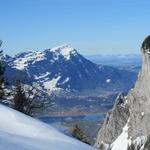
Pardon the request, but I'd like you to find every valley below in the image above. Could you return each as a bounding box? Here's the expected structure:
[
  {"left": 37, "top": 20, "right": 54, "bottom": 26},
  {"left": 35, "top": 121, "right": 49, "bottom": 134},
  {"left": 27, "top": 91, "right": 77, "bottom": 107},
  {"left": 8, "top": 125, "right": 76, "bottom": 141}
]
[{"left": 39, "top": 112, "right": 106, "bottom": 145}]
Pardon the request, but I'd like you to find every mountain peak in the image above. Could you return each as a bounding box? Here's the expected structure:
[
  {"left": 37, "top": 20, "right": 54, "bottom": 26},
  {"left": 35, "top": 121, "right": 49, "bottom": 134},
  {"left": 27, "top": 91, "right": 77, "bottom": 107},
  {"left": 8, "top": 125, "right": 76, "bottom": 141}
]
[
  {"left": 50, "top": 44, "right": 77, "bottom": 60},
  {"left": 142, "top": 35, "right": 150, "bottom": 53}
]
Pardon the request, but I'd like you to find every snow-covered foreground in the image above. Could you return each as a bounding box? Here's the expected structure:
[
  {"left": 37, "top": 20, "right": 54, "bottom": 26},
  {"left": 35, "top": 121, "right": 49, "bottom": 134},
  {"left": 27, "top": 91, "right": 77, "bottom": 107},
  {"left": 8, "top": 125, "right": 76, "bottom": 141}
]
[{"left": 0, "top": 104, "right": 95, "bottom": 150}]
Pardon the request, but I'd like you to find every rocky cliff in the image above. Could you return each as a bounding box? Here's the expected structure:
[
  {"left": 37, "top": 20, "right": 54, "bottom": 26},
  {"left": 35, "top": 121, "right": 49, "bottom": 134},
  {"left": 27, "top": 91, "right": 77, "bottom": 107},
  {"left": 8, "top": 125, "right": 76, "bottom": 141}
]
[{"left": 95, "top": 36, "right": 150, "bottom": 150}]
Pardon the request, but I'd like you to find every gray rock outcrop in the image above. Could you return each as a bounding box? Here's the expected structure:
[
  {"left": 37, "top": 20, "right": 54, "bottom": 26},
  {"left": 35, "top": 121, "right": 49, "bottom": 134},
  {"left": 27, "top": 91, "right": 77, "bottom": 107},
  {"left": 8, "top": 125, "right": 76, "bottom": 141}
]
[{"left": 95, "top": 36, "right": 150, "bottom": 149}]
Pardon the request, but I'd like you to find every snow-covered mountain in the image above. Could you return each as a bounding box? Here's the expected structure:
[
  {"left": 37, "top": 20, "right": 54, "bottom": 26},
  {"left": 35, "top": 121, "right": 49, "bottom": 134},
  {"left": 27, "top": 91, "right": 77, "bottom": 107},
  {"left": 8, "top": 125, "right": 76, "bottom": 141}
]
[
  {"left": 4, "top": 44, "right": 136, "bottom": 94},
  {"left": 0, "top": 104, "right": 94, "bottom": 150}
]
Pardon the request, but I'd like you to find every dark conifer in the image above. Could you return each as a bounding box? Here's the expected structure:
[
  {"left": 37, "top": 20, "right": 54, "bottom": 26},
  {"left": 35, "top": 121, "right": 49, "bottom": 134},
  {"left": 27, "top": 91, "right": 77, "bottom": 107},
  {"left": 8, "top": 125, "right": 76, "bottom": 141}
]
[
  {"left": 0, "top": 40, "right": 5, "bottom": 100},
  {"left": 14, "top": 81, "right": 26, "bottom": 112},
  {"left": 13, "top": 81, "right": 43, "bottom": 116}
]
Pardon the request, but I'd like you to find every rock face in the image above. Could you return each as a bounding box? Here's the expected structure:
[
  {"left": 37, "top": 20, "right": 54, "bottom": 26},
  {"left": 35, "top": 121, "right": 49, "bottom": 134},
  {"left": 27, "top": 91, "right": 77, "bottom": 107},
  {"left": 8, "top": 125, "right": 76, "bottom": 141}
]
[
  {"left": 95, "top": 93, "right": 130, "bottom": 146},
  {"left": 95, "top": 36, "right": 150, "bottom": 149}
]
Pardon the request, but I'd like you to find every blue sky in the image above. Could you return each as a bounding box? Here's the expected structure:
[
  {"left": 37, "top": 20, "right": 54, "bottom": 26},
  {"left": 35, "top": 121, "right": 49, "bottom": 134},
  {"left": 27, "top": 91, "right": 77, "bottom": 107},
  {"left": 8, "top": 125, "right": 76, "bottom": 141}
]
[{"left": 0, "top": 0, "right": 150, "bottom": 55}]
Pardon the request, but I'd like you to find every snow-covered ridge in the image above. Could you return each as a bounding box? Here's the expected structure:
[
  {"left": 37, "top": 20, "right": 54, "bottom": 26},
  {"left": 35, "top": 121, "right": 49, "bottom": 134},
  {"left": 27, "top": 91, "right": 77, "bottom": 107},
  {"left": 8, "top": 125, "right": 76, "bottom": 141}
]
[
  {"left": 0, "top": 104, "right": 94, "bottom": 150},
  {"left": 13, "top": 51, "right": 46, "bottom": 70},
  {"left": 11, "top": 44, "right": 77, "bottom": 70},
  {"left": 50, "top": 44, "right": 77, "bottom": 60}
]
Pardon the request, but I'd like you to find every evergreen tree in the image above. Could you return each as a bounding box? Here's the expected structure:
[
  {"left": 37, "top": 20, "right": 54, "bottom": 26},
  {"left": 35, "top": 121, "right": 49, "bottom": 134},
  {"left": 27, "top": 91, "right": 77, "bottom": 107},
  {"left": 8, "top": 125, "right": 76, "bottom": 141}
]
[
  {"left": 14, "top": 81, "right": 27, "bottom": 112},
  {"left": 0, "top": 40, "right": 5, "bottom": 100},
  {"left": 13, "top": 81, "right": 44, "bottom": 116}
]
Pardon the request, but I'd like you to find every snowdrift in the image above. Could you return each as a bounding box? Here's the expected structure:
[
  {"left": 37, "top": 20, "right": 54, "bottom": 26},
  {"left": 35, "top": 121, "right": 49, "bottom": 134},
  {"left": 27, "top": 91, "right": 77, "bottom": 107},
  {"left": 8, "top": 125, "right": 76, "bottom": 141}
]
[{"left": 0, "top": 104, "right": 95, "bottom": 150}]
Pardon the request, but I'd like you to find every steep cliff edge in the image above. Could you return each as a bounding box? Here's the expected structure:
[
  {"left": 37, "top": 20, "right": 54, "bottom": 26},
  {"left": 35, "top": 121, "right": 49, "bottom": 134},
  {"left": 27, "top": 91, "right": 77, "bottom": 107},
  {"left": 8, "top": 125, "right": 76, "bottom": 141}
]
[{"left": 95, "top": 36, "right": 150, "bottom": 150}]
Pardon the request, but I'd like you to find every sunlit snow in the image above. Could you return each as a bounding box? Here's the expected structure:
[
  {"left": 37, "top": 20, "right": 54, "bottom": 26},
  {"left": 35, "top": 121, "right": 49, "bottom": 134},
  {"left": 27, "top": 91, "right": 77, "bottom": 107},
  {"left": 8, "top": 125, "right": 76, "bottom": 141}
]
[
  {"left": 34, "top": 72, "right": 50, "bottom": 80},
  {"left": 111, "top": 121, "right": 131, "bottom": 150},
  {"left": 50, "top": 44, "right": 76, "bottom": 60},
  {"left": 0, "top": 104, "right": 95, "bottom": 150},
  {"left": 13, "top": 51, "right": 45, "bottom": 70},
  {"left": 43, "top": 76, "right": 61, "bottom": 91},
  {"left": 106, "top": 79, "right": 111, "bottom": 83},
  {"left": 62, "top": 77, "right": 70, "bottom": 84}
]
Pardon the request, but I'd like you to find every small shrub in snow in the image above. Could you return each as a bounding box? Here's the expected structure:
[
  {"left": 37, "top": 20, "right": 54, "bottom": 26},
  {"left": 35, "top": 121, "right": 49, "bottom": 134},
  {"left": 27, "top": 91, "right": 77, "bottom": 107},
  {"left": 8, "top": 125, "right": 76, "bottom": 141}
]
[{"left": 71, "top": 125, "right": 91, "bottom": 145}]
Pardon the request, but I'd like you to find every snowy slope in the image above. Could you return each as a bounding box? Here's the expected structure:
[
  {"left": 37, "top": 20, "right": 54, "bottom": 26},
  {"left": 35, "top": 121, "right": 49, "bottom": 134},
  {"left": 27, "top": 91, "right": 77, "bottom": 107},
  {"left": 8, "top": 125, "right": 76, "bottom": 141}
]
[{"left": 0, "top": 104, "right": 95, "bottom": 150}]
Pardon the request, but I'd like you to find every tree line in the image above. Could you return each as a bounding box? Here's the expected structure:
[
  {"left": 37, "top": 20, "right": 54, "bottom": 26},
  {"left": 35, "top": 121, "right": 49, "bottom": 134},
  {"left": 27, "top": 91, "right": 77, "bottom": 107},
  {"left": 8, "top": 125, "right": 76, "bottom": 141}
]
[{"left": 0, "top": 40, "right": 44, "bottom": 116}]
